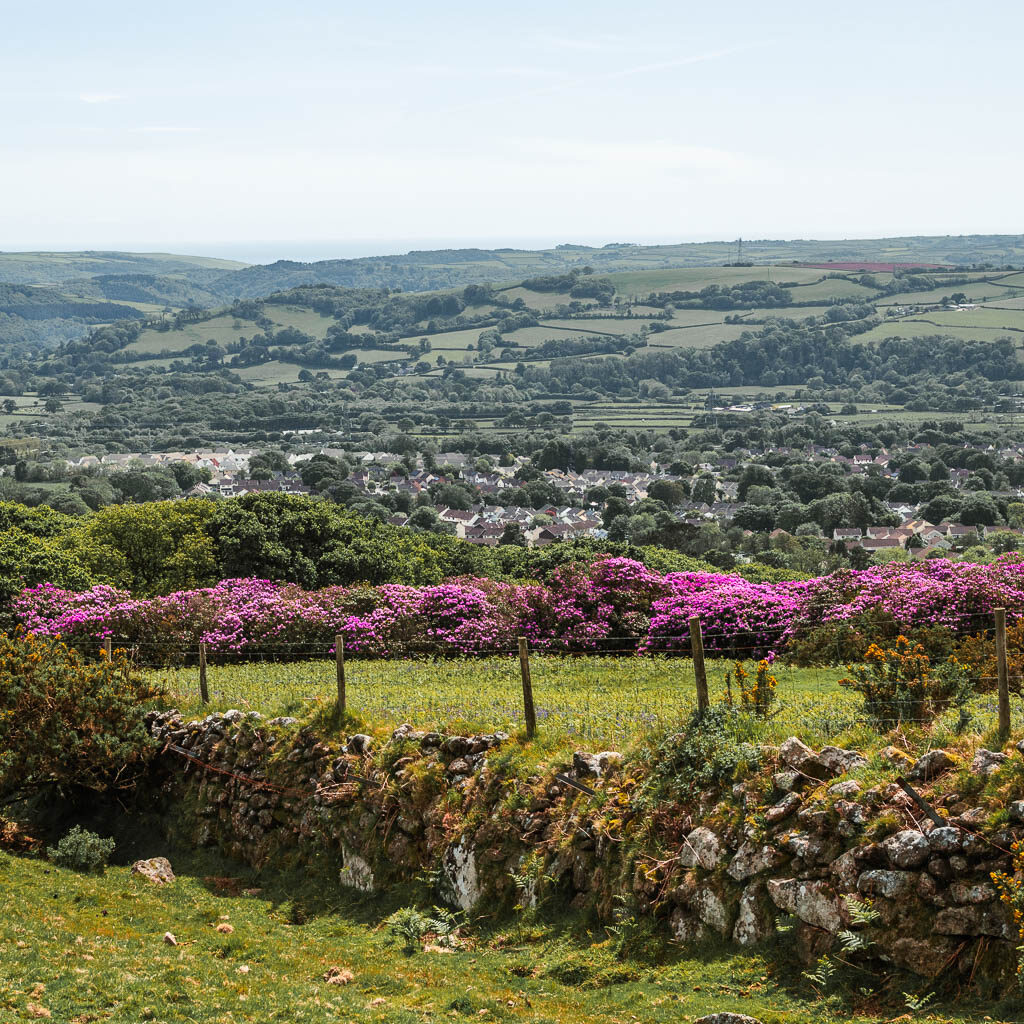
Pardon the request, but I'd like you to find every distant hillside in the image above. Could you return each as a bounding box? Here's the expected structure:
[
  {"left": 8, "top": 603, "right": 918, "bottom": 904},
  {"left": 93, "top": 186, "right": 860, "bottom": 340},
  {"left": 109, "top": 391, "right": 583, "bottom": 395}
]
[{"left": 3, "top": 235, "right": 1024, "bottom": 352}]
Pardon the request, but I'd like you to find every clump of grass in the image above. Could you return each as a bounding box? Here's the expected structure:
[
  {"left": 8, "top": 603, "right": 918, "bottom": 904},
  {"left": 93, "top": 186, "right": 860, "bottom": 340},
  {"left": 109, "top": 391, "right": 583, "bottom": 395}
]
[{"left": 46, "top": 826, "right": 115, "bottom": 874}]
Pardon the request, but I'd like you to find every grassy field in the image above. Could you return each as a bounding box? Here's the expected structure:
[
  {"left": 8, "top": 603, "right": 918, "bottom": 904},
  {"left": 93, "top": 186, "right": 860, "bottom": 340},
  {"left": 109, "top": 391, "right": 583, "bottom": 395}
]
[
  {"left": 145, "top": 654, "right": 1011, "bottom": 751},
  {"left": 9, "top": 846, "right": 1012, "bottom": 1024}
]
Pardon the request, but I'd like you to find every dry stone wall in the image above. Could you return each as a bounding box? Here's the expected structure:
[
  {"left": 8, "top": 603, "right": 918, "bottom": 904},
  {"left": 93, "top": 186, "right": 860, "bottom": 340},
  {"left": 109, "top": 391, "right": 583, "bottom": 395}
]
[{"left": 147, "top": 709, "right": 1024, "bottom": 984}]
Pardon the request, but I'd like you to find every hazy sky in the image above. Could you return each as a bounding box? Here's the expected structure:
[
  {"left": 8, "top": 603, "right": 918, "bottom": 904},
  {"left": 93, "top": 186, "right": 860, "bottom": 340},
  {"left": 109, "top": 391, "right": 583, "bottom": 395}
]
[{"left": 2, "top": 0, "right": 1021, "bottom": 259}]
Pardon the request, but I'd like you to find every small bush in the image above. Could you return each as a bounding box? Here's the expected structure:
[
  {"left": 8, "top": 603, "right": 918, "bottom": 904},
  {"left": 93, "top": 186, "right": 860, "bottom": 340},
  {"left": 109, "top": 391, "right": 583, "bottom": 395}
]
[
  {"left": 641, "top": 706, "right": 758, "bottom": 802},
  {"left": 955, "top": 622, "right": 1024, "bottom": 693},
  {"left": 839, "top": 637, "right": 970, "bottom": 728},
  {"left": 0, "top": 631, "right": 161, "bottom": 800},
  {"left": 727, "top": 659, "right": 778, "bottom": 718},
  {"left": 47, "top": 825, "right": 115, "bottom": 873}
]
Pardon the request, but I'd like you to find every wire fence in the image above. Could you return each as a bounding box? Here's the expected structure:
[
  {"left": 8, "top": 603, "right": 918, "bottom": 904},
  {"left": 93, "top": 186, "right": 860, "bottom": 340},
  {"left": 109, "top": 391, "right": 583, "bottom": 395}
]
[{"left": 62, "top": 608, "right": 1024, "bottom": 747}]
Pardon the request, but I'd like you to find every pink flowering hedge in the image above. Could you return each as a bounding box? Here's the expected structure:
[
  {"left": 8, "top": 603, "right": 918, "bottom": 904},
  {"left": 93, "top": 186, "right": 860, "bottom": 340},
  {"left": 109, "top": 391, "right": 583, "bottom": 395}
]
[{"left": 15, "top": 555, "right": 1024, "bottom": 659}]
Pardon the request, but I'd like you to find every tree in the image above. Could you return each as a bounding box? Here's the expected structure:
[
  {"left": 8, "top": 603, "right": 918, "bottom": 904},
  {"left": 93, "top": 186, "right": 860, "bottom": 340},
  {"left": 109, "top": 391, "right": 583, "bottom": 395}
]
[
  {"left": 74, "top": 500, "right": 219, "bottom": 594},
  {"left": 691, "top": 473, "right": 717, "bottom": 506},
  {"left": 959, "top": 494, "right": 999, "bottom": 527},
  {"left": 737, "top": 464, "right": 775, "bottom": 500},
  {"left": 248, "top": 449, "right": 289, "bottom": 481},
  {"left": 499, "top": 523, "right": 526, "bottom": 547},
  {"left": 647, "top": 479, "right": 688, "bottom": 506}
]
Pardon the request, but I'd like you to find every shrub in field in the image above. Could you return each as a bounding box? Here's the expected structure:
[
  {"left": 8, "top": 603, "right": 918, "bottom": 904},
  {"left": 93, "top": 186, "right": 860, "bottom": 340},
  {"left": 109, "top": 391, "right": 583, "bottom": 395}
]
[
  {"left": 838, "top": 637, "right": 971, "bottom": 728},
  {"left": 728, "top": 658, "right": 778, "bottom": 718},
  {"left": 954, "top": 620, "right": 1024, "bottom": 693},
  {"left": 0, "top": 631, "right": 161, "bottom": 800},
  {"left": 787, "top": 611, "right": 958, "bottom": 666},
  {"left": 46, "top": 825, "right": 115, "bottom": 873}
]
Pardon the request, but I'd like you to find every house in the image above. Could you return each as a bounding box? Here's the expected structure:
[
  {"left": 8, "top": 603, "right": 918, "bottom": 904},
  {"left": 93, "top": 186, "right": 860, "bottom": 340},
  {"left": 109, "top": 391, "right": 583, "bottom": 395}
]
[{"left": 859, "top": 537, "right": 904, "bottom": 552}]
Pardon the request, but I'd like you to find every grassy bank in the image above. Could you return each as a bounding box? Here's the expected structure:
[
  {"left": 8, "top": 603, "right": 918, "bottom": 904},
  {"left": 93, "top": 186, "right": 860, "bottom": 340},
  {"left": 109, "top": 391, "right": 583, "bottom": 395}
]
[{"left": 2, "top": 848, "right": 1019, "bottom": 1024}]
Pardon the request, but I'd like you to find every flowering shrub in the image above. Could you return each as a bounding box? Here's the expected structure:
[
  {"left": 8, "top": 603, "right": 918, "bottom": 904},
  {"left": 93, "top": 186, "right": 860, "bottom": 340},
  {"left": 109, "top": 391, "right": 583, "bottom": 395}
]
[
  {"left": 14, "top": 555, "right": 1024, "bottom": 663},
  {"left": 0, "top": 631, "right": 160, "bottom": 798},
  {"left": 838, "top": 638, "right": 970, "bottom": 727},
  {"left": 728, "top": 659, "right": 778, "bottom": 718}
]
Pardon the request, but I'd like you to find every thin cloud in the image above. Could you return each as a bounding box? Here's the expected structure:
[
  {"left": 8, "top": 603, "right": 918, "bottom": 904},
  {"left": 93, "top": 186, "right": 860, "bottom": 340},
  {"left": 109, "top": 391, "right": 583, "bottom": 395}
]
[
  {"left": 601, "top": 44, "right": 765, "bottom": 80},
  {"left": 132, "top": 125, "right": 200, "bottom": 134},
  {"left": 79, "top": 92, "right": 122, "bottom": 104},
  {"left": 536, "top": 32, "right": 629, "bottom": 53},
  {"left": 429, "top": 41, "right": 765, "bottom": 118}
]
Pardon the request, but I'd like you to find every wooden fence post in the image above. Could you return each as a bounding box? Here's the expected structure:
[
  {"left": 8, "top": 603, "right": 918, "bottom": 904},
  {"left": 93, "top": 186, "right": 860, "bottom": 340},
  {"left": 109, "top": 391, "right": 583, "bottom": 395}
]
[
  {"left": 996, "top": 607, "right": 1010, "bottom": 742},
  {"left": 199, "top": 641, "right": 209, "bottom": 705},
  {"left": 335, "top": 635, "right": 346, "bottom": 717},
  {"left": 519, "top": 637, "right": 537, "bottom": 739},
  {"left": 103, "top": 637, "right": 112, "bottom": 659},
  {"left": 689, "top": 616, "right": 710, "bottom": 714}
]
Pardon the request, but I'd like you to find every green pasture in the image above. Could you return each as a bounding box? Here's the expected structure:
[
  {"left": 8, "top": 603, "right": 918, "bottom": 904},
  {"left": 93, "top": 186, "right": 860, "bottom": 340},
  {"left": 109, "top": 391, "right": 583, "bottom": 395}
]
[
  {"left": 880, "top": 277, "right": 1023, "bottom": 307},
  {"left": 8, "top": 847, "right": 1009, "bottom": 1024},
  {"left": 857, "top": 319, "right": 1024, "bottom": 345},
  {"left": 913, "top": 307, "right": 1024, "bottom": 330},
  {"left": 538, "top": 317, "right": 641, "bottom": 336},
  {"left": 398, "top": 327, "right": 483, "bottom": 352},
  {"left": 232, "top": 361, "right": 347, "bottom": 386},
  {"left": 644, "top": 324, "right": 748, "bottom": 348},
  {"left": 126, "top": 316, "right": 252, "bottom": 355},
  {"left": 787, "top": 278, "right": 877, "bottom": 301},
  {"left": 604, "top": 265, "right": 827, "bottom": 297},
  {"left": 497, "top": 286, "right": 582, "bottom": 311}
]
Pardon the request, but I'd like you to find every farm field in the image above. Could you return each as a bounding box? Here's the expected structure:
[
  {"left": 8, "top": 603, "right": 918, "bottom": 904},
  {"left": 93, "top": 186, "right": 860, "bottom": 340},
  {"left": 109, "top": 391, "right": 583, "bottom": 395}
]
[
  {"left": 602, "top": 265, "right": 827, "bottom": 296},
  {"left": 128, "top": 306, "right": 335, "bottom": 357},
  {"left": 150, "top": 654, "right": 1012, "bottom": 748},
  {"left": 538, "top": 317, "right": 642, "bottom": 336},
  {"left": 231, "top": 360, "right": 350, "bottom": 385},
  {"left": 881, "top": 282, "right": 1023, "bottom": 306},
  {"left": 857, "top": 319, "right": 1024, "bottom": 345},
  {"left": 645, "top": 324, "right": 749, "bottom": 348},
  {"left": 126, "top": 316, "right": 251, "bottom": 355},
  {"left": 8, "top": 848, "right": 1005, "bottom": 1024}
]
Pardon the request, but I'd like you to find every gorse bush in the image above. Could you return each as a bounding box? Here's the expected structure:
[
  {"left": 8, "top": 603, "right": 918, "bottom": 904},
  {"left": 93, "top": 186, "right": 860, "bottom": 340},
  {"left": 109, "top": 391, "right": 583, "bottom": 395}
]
[
  {"left": 839, "top": 637, "right": 971, "bottom": 727},
  {"left": 46, "top": 826, "right": 115, "bottom": 873},
  {"left": 0, "top": 631, "right": 162, "bottom": 800},
  {"left": 727, "top": 658, "right": 778, "bottom": 718}
]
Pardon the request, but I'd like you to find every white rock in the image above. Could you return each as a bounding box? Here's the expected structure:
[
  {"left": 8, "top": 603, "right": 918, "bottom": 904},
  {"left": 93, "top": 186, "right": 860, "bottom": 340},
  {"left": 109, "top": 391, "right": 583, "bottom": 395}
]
[
  {"left": 670, "top": 907, "right": 707, "bottom": 944},
  {"left": 443, "top": 840, "right": 480, "bottom": 912},
  {"left": 883, "top": 830, "right": 931, "bottom": 869},
  {"left": 694, "top": 883, "right": 732, "bottom": 936},
  {"left": 732, "top": 883, "right": 774, "bottom": 946},
  {"left": 767, "top": 878, "right": 844, "bottom": 933},
  {"left": 727, "top": 842, "right": 785, "bottom": 882},
  {"left": 970, "top": 749, "right": 1008, "bottom": 777},
  {"left": 338, "top": 848, "right": 375, "bottom": 893},
  {"left": 680, "top": 826, "right": 724, "bottom": 870}
]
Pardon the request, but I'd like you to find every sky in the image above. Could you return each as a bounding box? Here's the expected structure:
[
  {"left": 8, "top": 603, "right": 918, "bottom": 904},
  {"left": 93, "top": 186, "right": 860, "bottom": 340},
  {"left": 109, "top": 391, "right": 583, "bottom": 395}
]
[{"left": 1, "top": 0, "right": 1022, "bottom": 262}]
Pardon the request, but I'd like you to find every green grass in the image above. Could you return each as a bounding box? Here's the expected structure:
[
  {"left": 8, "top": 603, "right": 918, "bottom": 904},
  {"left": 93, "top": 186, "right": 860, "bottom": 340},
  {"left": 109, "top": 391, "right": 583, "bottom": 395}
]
[
  {"left": 604, "top": 266, "right": 827, "bottom": 297},
  {"left": 644, "top": 324, "right": 749, "bottom": 349},
  {"left": 154, "top": 655, "right": 858, "bottom": 747},
  {"left": 11, "top": 846, "right": 1008, "bottom": 1024},
  {"left": 857, "top": 320, "right": 1024, "bottom": 345}
]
